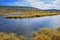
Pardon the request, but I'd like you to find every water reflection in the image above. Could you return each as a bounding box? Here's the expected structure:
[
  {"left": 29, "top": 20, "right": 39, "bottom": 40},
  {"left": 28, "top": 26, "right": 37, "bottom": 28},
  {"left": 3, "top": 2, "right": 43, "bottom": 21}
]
[{"left": 0, "top": 15, "right": 60, "bottom": 39}]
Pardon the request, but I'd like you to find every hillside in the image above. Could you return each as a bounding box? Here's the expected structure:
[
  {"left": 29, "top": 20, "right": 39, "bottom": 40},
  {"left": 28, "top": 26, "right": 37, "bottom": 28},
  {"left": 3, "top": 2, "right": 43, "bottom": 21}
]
[{"left": 0, "top": 6, "right": 60, "bottom": 18}]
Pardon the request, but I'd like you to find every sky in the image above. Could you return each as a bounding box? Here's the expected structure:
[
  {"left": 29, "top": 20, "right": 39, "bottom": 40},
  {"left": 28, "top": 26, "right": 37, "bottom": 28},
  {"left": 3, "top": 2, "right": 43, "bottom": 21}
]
[{"left": 0, "top": 0, "right": 60, "bottom": 9}]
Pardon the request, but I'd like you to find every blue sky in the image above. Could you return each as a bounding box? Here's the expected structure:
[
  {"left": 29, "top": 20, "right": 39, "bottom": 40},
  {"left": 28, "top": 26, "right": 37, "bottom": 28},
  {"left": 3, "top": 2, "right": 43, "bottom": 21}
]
[{"left": 0, "top": 0, "right": 60, "bottom": 9}]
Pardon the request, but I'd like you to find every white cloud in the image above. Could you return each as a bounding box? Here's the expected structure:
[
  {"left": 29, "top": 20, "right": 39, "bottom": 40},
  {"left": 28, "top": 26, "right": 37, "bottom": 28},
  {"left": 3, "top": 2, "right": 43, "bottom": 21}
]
[
  {"left": 6, "top": 2, "right": 28, "bottom": 6},
  {"left": 52, "top": 0, "right": 60, "bottom": 9},
  {"left": 2, "top": 0, "right": 60, "bottom": 9},
  {"left": 24, "top": 0, "right": 60, "bottom": 9}
]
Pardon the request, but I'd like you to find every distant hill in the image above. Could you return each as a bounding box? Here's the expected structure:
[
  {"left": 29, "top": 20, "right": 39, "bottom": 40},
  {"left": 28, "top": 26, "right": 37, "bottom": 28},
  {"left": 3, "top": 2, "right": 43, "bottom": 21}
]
[
  {"left": 0, "top": 6, "right": 60, "bottom": 18},
  {"left": 44, "top": 9, "right": 60, "bottom": 11},
  {"left": 0, "top": 6, "right": 60, "bottom": 11},
  {"left": 0, "top": 6, "right": 40, "bottom": 12}
]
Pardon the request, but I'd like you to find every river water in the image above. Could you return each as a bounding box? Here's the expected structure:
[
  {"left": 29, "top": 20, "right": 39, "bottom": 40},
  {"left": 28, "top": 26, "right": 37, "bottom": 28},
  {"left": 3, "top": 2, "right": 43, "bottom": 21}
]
[{"left": 0, "top": 15, "right": 60, "bottom": 40}]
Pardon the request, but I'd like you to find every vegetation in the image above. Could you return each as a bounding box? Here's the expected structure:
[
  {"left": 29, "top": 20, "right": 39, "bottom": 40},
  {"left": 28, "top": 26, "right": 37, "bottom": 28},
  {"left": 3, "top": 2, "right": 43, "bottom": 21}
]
[
  {"left": 0, "top": 6, "right": 60, "bottom": 18},
  {"left": 32, "top": 27, "right": 60, "bottom": 40},
  {"left": 0, "top": 32, "right": 26, "bottom": 40},
  {"left": 4, "top": 11, "right": 60, "bottom": 19},
  {"left": 0, "top": 27, "right": 60, "bottom": 40},
  {"left": 0, "top": 12, "right": 16, "bottom": 14}
]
